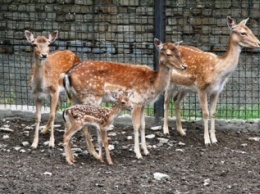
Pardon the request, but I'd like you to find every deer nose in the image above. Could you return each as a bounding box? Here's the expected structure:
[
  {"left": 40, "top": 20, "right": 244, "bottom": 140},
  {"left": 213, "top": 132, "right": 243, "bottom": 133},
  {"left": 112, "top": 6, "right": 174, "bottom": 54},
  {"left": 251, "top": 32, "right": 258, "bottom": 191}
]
[
  {"left": 41, "top": 54, "right": 48, "bottom": 58},
  {"left": 181, "top": 64, "right": 187, "bottom": 70}
]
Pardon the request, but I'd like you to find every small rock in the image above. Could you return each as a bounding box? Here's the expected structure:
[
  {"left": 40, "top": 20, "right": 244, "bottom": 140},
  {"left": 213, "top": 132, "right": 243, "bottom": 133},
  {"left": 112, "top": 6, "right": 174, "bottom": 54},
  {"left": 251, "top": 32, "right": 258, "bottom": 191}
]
[
  {"left": 20, "top": 149, "right": 26, "bottom": 153},
  {"left": 203, "top": 178, "right": 210, "bottom": 186},
  {"left": 43, "top": 172, "right": 52, "bottom": 176},
  {"left": 108, "top": 144, "right": 115, "bottom": 151},
  {"left": 108, "top": 132, "right": 117, "bottom": 137},
  {"left": 21, "top": 141, "right": 30, "bottom": 147},
  {"left": 248, "top": 137, "right": 260, "bottom": 142},
  {"left": 154, "top": 172, "right": 170, "bottom": 180},
  {"left": 0, "top": 127, "right": 14, "bottom": 132},
  {"left": 71, "top": 148, "right": 83, "bottom": 153},
  {"left": 176, "top": 149, "right": 184, "bottom": 153},
  {"left": 146, "top": 134, "right": 155, "bottom": 139},
  {"left": 241, "top": 143, "right": 247, "bottom": 147},
  {"left": 14, "top": 146, "right": 22, "bottom": 151},
  {"left": 43, "top": 141, "right": 49, "bottom": 146},
  {"left": 150, "top": 126, "right": 162, "bottom": 131},
  {"left": 178, "top": 142, "right": 186, "bottom": 146},
  {"left": 3, "top": 135, "right": 9, "bottom": 139},
  {"left": 127, "top": 136, "right": 132, "bottom": 140},
  {"left": 157, "top": 138, "right": 168, "bottom": 144}
]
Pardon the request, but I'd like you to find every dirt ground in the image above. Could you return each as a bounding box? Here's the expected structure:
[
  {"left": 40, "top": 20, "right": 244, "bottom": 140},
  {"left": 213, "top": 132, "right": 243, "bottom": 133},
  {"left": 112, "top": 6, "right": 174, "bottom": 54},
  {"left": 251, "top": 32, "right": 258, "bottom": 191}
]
[{"left": 0, "top": 117, "right": 259, "bottom": 194}]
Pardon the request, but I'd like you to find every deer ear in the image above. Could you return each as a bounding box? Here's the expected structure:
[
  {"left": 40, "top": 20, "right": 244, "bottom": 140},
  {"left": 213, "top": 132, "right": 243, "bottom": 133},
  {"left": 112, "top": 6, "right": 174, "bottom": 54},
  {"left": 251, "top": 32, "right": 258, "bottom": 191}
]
[
  {"left": 240, "top": 17, "right": 249, "bottom": 25},
  {"left": 154, "top": 38, "right": 163, "bottom": 51},
  {"left": 227, "top": 16, "right": 236, "bottom": 30},
  {"left": 48, "top": 30, "right": 58, "bottom": 43},
  {"left": 25, "top": 30, "right": 34, "bottom": 43}
]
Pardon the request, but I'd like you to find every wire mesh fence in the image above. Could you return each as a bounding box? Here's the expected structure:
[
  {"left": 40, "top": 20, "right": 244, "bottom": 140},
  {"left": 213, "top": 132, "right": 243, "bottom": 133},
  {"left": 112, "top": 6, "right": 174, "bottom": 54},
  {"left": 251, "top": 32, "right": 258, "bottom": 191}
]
[{"left": 0, "top": 0, "right": 260, "bottom": 120}]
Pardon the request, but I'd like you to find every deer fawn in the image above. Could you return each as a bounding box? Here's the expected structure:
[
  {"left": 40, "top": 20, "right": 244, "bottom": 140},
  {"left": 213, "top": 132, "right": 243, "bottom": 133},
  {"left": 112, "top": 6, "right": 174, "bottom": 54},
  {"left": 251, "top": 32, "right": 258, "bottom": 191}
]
[
  {"left": 25, "top": 30, "right": 80, "bottom": 148},
  {"left": 63, "top": 88, "right": 133, "bottom": 165},
  {"left": 62, "top": 38, "right": 186, "bottom": 159},
  {"left": 163, "top": 16, "right": 260, "bottom": 145}
]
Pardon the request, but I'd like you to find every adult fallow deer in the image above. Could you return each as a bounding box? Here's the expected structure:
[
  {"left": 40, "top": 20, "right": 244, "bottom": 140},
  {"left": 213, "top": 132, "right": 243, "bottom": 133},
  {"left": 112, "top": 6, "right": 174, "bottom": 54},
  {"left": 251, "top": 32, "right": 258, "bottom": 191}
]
[
  {"left": 163, "top": 16, "right": 260, "bottom": 145},
  {"left": 63, "top": 38, "right": 186, "bottom": 159},
  {"left": 25, "top": 30, "right": 80, "bottom": 148}
]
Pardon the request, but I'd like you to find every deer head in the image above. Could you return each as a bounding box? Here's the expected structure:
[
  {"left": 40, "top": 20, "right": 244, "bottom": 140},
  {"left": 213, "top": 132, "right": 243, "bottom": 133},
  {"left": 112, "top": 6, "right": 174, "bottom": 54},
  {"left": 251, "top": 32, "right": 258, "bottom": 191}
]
[
  {"left": 25, "top": 30, "right": 58, "bottom": 60},
  {"left": 227, "top": 16, "right": 260, "bottom": 48},
  {"left": 154, "top": 38, "right": 187, "bottom": 70}
]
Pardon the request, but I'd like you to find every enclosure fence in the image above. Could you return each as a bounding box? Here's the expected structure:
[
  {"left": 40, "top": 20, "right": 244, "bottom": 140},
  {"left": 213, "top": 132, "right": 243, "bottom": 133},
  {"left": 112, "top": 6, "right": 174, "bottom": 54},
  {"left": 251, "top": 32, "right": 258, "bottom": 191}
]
[{"left": 0, "top": 0, "right": 260, "bottom": 120}]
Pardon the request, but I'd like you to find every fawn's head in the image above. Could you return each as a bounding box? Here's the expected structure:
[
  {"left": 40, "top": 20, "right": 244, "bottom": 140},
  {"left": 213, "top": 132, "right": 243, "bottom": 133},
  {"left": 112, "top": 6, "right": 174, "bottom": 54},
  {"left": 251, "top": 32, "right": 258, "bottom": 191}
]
[
  {"left": 111, "top": 91, "right": 133, "bottom": 111},
  {"left": 25, "top": 30, "right": 58, "bottom": 60},
  {"left": 227, "top": 16, "right": 260, "bottom": 48},
  {"left": 154, "top": 38, "right": 187, "bottom": 70}
]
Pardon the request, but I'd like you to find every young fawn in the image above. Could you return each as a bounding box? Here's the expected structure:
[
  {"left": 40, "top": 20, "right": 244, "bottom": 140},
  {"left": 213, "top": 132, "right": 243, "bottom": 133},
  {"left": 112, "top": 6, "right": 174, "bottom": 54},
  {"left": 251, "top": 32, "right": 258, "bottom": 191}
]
[
  {"left": 63, "top": 89, "right": 133, "bottom": 165},
  {"left": 62, "top": 38, "right": 186, "bottom": 159},
  {"left": 163, "top": 16, "right": 260, "bottom": 145},
  {"left": 25, "top": 30, "right": 80, "bottom": 148}
]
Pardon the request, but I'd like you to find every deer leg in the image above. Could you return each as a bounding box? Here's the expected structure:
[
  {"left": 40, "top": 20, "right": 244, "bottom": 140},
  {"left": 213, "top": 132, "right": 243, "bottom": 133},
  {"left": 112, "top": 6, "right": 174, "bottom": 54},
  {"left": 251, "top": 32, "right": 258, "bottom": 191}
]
[
  {"left": 63, "top": 124, "right": 81, "bottom": 165},
  {"left": 96, "top": 129, "right": 104, "bottom": 163},
  {"left": 31, "top": 98, "right": 42, "bottom": 148},
  {"left": 100, "top": 127, "right": 113, "bottom": 165},
  {"left": 163, "top": 88, "right": 172, "bottom": 134},
  {"left": 82, "top": 127, "right": 101, "bottom": 161},
  {"left": 140, "top": 106, "right": 149, "bottom": 155},
  {"left": 209, "top": 92, "right": 220, "bottom": 144},
  {"left": 198, "top": 90, "right": 210, "bottom": 145},
  {"left": 174, "top": 91, "right": 188, "bottom": 136},
  {"left": 42, "top": 92, "right": 59, "bottom": 148},
  {"left": 131, "top": 105, "right": 142, "bottom": 159}
]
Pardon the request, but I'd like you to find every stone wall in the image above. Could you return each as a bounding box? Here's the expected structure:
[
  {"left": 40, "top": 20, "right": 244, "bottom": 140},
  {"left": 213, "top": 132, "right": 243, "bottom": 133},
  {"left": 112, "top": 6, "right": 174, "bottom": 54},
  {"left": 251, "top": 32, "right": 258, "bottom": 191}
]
[{"left": 0, "top": 0, "right": 259, "bottom": 119}]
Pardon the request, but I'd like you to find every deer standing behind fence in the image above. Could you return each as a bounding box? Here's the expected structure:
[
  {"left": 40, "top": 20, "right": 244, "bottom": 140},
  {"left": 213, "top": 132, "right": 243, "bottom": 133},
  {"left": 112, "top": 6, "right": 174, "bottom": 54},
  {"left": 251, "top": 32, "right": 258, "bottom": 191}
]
[
  {"left": 163, "top": 16, "right": 260, "bottom": 145},
  {"left": 63, "top": 86, "right": 133, "bottom": 165},
  {"left": 25, "top": 30, "right": 80, "bottom": 148},
  {"left": 62, "top": 38, "right": 186, "bottom": 159}
]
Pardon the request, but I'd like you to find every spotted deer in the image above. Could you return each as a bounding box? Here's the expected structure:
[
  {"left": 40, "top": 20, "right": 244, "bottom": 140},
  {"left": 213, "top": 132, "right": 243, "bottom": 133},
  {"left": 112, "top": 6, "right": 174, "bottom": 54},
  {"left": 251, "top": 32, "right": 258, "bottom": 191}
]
[
  {"left": 163, "top": 16, "right": 260, "bottom": 145},
  {"left": 62, "top": 38, "right": 186, "bottom": 159},
  {"left": 25, "top": 30, "right": 80, "bottom": 148},
  {"left": 63, "top": 88, "right": 133, "bottom": 165}
]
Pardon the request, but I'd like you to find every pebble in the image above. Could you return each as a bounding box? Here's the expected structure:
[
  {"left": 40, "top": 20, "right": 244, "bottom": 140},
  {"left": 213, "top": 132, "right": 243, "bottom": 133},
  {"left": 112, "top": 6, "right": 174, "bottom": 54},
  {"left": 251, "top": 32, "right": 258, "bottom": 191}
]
[
  {"left": 108, "top": 132, "right": 117, "bottom": 137},
  {"left": 178, "top": 142, "right": 186, "bottom": 146},
  {"left": 108, "top": 144, "right": 115, "bottom": 151},
  {"left": 3, "top": 135, "right": 9, "bottom": 139},
  {"left": 127, "top": 136, "right": 132, "bottom": 140},
  {"left": 21, "top": 141, "right": 30, "bottom": 147},
  {"left": 154, "top": 172, "right": 170, "bottom": 180},
  {"left": 43, "top": 172, "right": 52, "bottom": 176},
  {"left": 150, "top": 126, "right": 162, "bottom": 131},
  {"left": 203, "top": 178, "right": 210, "bottom": 186},
  {"left": 0, "top": 127, "right": 14, "bottom": 132},
  {"left": 146, "top": 134, "right": 155, "bottom": 139},
  {"left": 248, "top": 137, "right": 260, "bottom": 142},
  {"left": 157, "top": 138, "right": 168, "bottom": 144}
]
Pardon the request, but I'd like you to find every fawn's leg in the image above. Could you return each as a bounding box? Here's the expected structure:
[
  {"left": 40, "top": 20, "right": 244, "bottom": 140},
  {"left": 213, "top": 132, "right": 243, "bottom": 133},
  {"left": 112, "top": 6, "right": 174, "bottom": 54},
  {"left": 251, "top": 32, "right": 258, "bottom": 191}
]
[
  {"left": 101, "top": 127, "right": 113, "bottom": 165},
  {"left": 140, "top": 106, "right": 149, "bottom": 155},
  {"left": 82, "top": 126, "right": 101, "bottom": 160}
]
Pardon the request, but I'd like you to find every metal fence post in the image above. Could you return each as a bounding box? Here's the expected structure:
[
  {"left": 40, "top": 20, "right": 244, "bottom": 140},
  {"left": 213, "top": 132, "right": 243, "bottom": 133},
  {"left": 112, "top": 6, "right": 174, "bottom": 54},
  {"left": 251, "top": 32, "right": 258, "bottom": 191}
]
[{"left": 153, "top": 0, "right": 165, "bottom": 125}]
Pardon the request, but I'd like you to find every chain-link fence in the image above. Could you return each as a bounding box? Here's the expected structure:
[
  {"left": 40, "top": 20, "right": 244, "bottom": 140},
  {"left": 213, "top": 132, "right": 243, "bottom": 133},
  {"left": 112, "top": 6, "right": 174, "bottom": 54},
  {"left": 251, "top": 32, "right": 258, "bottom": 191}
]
[{"left": 0, "top": 0, "right": 260, "bottom": 120}]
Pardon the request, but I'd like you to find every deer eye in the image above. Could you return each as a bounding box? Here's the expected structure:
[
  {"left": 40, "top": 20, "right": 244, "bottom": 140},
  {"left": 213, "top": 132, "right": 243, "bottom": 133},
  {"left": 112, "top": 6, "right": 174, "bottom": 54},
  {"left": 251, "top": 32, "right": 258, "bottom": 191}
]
[
  {"left": 121, "top": 102, "right": 126, "bottom": 105},
  {"left": 240, "top": 32, "right": 247, "bottom": 36},
  {"left": 32, "top": 44, "right": 37, "bottom": 47}
]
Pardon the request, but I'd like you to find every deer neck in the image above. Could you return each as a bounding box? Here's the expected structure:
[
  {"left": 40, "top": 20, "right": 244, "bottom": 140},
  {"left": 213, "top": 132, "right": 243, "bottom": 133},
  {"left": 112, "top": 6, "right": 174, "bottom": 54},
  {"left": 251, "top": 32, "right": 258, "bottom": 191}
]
[
  {"left": 153, "top": 62, "right": 171, "bottom": 93},
  {"left": 219, "top": 33, "right": 242, "bottom": 73},
  {"left": 32, "top": 56, "right": 47, "bottom": 91},
  {"left": 105, "top": 103, "right": 122, "bottom": 126}
]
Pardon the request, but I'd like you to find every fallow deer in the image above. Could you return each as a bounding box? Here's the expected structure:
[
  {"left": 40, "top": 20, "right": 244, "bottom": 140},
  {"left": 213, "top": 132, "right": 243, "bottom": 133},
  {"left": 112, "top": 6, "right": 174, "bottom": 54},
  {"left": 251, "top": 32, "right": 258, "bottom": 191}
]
[
  {"left": 163, "top": 16, "right": 260, "bottom": 145},
  {"left": 63, "top": 88, "right": 133, "bottom": 165},
  {"left": 62, "top": 38, "right": 186, "bottom": 159},
  {"left": 25, "top": 30, "right": 80, "bottom": 148}
]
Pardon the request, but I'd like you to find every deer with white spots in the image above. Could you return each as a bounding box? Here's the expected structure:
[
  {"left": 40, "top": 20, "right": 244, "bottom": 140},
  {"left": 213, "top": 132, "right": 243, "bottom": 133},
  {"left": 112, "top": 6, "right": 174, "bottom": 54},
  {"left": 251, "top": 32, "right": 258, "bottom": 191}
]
[
  {"left": 63, "top": 88, "right": 133, "bottom": 165},
  {"left": 163, "top": 16, "right": 260, "bottom": 145},
  {"left": 62, "top": 38, "right": 186, "bottom": 159},
  {"left": 25, "top": 30, "right": 80, "bottom": 148}
]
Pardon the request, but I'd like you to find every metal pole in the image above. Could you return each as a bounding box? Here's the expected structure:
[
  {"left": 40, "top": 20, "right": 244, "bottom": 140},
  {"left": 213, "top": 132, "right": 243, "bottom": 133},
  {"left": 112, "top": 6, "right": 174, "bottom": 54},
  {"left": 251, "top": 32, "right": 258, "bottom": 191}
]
[{"left": 153, "top": 0, "right": 165, "bottom": 125}]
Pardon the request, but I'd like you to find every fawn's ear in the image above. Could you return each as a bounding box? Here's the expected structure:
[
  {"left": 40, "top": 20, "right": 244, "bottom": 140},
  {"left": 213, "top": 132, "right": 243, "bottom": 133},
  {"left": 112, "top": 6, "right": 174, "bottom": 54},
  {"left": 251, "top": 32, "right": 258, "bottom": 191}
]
[
  {"left": 25, "top": 30, "right": 35, "bottom": 44},
  {"left": 48, "top": 31, "right": 58, "bottom": 43},
  {"left": 239, "top": 17, "right": 249, "bottom": 25}
]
